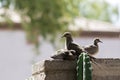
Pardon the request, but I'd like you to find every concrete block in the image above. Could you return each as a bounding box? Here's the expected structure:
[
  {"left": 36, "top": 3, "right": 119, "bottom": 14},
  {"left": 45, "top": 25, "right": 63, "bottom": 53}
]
[
  {"left": 32, "top": 60, "right": 77, "bottom": 80},
  {"left": 27, "top": 58, "right": 120, "bottom": 80},
  {"left": 32, "top": 60, "right": 77, "bottom": 75}
]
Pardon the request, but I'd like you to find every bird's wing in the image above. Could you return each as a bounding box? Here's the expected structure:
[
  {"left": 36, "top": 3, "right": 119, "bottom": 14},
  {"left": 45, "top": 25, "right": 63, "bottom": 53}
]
[
  {"left": 69, "top": 43, "right": 79, "bottom": 50},
  {"left": 84, "top": 45, "right": 98, "bottom": 55},
  {"left": 68, "top": 42, "right": 83, "bottom": 56},
  {"left": 85, "top": 45, "right": 95, "bottom": 49},
  {"left": 51, "top": 53, "right": 65, "bottom": 59}
]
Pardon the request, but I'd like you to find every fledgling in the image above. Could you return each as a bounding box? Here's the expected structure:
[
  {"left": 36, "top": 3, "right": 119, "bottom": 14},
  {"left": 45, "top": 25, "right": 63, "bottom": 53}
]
[
  {"left": 84, "top": 38, "right": 102, "bottom": 56},
  {"left": 61, "top": 32, "right": 83, "bottom": 58},
  {"left": 51, "top": 50, "right": 77, "bottom": 60}
]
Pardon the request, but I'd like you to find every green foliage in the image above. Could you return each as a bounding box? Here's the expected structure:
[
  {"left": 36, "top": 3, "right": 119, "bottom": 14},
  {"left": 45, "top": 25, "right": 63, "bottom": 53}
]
[
  {"left": 79, "top": 0, "right": 118, "bottom": 22},
  {"left": 77, "top": 52, "right": 92, "bottom": 80},
  {"left": 14, "top": 0, "right": 80, "bottom": 45},
  {"left": 0, "top": 0, "right": 80, "bottom": 47}
]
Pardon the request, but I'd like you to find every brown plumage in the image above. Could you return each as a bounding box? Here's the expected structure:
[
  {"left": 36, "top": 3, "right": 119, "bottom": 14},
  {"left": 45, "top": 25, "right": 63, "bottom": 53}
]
[
  {"left": 84, "top": 38, "right": 102, "bottom": 56},
  {"left": 62, "top": 32, "right": 83, "bottom": 57},
  {"left": 51, "top": 50, "right": 77, "bottom": 60}
]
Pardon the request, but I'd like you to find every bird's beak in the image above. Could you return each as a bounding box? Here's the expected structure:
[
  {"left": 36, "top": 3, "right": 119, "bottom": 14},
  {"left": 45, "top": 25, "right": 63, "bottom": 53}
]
[{"left": 99, "top": 41, "right": 103, "bottom": 43}]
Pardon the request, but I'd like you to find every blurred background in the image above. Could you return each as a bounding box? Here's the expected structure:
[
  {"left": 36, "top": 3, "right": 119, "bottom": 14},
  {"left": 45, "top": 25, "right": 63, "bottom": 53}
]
[{"left": 0, "top": 0, "right": 120, "bottom": 80}]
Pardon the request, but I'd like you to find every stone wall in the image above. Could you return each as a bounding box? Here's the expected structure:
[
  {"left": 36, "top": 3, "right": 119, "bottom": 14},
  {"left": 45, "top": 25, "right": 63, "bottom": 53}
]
[{"left": 26, "top": 58, "right": 120, "bottom": 80}]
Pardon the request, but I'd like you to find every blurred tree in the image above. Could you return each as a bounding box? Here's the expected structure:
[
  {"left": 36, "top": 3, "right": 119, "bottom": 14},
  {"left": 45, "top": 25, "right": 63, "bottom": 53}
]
[
  {"left": 0, "top": 0, "right": 118, "bottom": 53},
  {"left": 0, "top": 0, "right": 80, "bottom": 51},
  {"left": 79, "top": 0, "right": 118, "bottom": 22}
]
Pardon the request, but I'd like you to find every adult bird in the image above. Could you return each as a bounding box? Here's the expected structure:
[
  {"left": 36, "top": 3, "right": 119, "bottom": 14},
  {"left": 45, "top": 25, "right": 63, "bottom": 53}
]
[
  {"left": 84, "top": 38, "right": 102, "bottom": 56},
  {"left": 61, "top": 32, "right": 83, "bottom": 57},
  {"left": 51, "top": 50, "right": 77, "bottom": 60}
]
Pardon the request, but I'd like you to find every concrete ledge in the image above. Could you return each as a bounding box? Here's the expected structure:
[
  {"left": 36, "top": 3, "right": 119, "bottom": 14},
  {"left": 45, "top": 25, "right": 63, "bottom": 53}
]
[
  {"left": 31, "top": 60, "right": 77, "bottom": 80},
  {"left": 92, "top": 58, "right": 120, "bottom": 80},
  {"left": 32, "top": 60, "right": 77, "bottom": 75},
  {"left": 27, "top": 58, "right": 120, "bottom": 80}
]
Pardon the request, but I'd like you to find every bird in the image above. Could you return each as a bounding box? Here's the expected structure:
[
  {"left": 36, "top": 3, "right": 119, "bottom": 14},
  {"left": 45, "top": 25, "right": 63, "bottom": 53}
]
[
  {"left": 51, "top": 49, "right": 77, "bottom": 60},
  {"left": 61, "top": 32, "right": 83, "bottom": 57},
  {"left": 84, "top": 38, "right": 102, "bottom": 56}
]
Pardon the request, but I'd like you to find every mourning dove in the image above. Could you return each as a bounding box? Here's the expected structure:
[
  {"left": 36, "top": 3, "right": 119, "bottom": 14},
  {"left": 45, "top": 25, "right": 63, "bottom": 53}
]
[
  {"left": 62, "top": 32, "right": 83, "bottom": 58},
  {"left": 51, "top": 50, "right": 77, "bottom": 60},
  {"left": 84, "top": 38, "right": 102, "bottom": 56}
]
